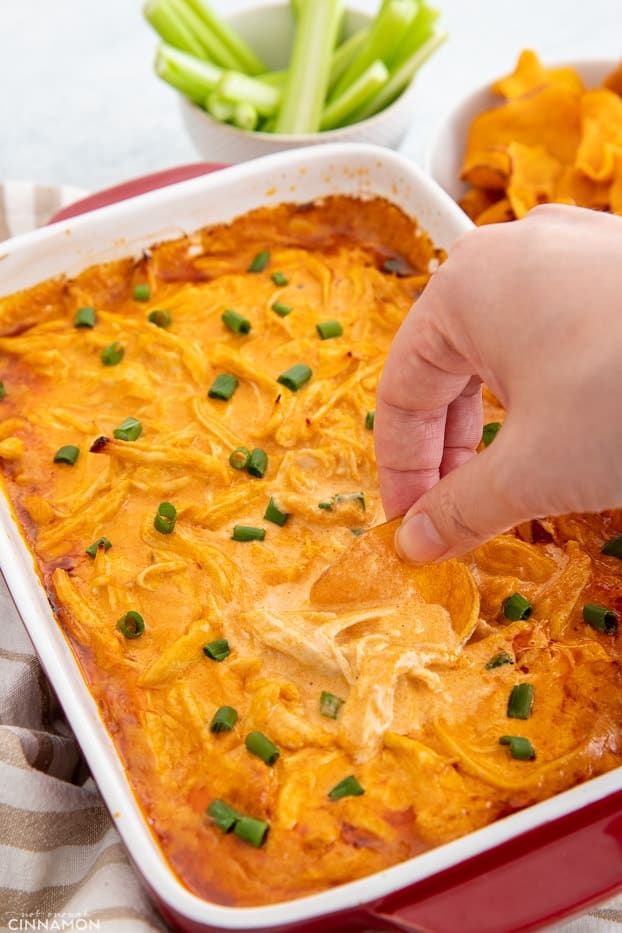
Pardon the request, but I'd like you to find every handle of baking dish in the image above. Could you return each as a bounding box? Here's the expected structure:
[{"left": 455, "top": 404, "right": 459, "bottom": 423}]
[{"left": 366, "top": 789, "right": 622, "bottom": 933}]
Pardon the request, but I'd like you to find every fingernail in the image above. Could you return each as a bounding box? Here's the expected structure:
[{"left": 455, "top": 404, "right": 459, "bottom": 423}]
[{"left": 395, "top": 512, "right": 448, "bottom": 563}]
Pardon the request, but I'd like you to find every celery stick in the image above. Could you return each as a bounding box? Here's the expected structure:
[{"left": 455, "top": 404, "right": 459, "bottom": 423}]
[
  {"left": 165, "top": 0, "right": 245, "bottom": 70},
  {"left": 329, "top": 0, "right": 417, "bottom": 100},
  {"left": 347, "top": 30, "right": 447, "bottom": 122},
  {"left": 328, "top": 28, "right": 369, "bottom": 93},
  {"left": 143, "top": 0, "right": 206, "bottom": 58},
  {"left": 183, "top": 0, "right": 266, "bottom": 75},
  {"left": 258, "top": 70, "right": 287, "bottom": 88},
  {"left": 321, "top": 61, "right": 388, "bottom": 130},
  {"left": 275, "top": 0, "right": 343, "bottom": 134},
  {"left": 217, "top": 72, "right": 281, "bottom": 118},
  {"left": 233, "top": 101, "right": 259, "bottom": 132},
  {"left": 155, "top": 43, "right": 223, "bottom": 103},
  {"left": 390, "top": 2, "right": 440, "bottom": 67},
  {"left": 206, "top": 90, "right": 235, "bottom": 122}
]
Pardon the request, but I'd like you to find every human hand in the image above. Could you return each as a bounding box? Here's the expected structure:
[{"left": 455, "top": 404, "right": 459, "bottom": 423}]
[{"left": 375, "top": 204, "right": 622, "bottom": 562}]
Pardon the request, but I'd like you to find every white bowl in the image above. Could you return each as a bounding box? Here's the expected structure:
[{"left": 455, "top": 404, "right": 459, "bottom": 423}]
[
  {"left": 178, "top": 2, "right": 436, "bottom": 163},
  {"left": 425, "top": 58, "right": 617, "bottom": 205}
]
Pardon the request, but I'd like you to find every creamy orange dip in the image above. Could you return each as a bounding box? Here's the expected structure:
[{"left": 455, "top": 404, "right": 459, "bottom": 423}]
[{"left": 0, "top": 196, "right": 620, "bottom": 907}]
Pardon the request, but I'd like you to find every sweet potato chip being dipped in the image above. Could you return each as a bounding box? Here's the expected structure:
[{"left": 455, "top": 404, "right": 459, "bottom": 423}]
[{"left": 458, "top": 50, "right": 622, "bottom": 222}]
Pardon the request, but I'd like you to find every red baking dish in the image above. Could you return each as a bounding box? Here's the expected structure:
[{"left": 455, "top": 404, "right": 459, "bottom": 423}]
[{"left": 1, "top": 143, "right": 621, "bottom": 933}]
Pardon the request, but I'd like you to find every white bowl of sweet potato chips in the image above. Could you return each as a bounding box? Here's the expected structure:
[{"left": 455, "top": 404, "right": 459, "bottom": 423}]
[{"left": 425, "top": 52, "right": 622, "bottom": 224}]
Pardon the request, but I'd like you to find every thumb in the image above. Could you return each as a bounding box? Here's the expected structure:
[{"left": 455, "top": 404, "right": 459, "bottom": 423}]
[{"left": 394, "top": 424, "right": 540, "bottom": 562}]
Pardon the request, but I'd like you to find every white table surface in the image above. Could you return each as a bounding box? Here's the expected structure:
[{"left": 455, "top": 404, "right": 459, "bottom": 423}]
[
  {"left": 1, "top": 0, "right": 621, "bottom": 191},
  {"left": 1, "top": 3, "right": 621, "bottom": 930}
]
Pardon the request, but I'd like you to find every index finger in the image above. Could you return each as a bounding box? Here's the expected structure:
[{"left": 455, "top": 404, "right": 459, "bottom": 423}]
[{"left": 374, "top": 294, "right": 477, "bottom": 519}]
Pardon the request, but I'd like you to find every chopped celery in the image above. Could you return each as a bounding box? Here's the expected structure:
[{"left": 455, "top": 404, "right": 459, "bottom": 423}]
[
  {"left": 329, "top": 0, "right": 417, "bottom": 100},
  {"left": 144, "top": 0, "right": 207, "bottom": 58},
  {"left": 321, "top": 60, "right": 388, "bottom": 131},
  {"left": 390, "top": 1, "right": 440, "bottom": 67},
  {"left": 348, "top": 30, "right": 447, "bottom": 122},
  {"left": 217, "top": 71, "right": 281, "bottom": 117},
  {"left": 183, "top": 0, "right": 266, "bottom": 74},
  {"left": 206, "top": 90, "right": 235, "bottom": 122},
  {"left": 275, "top": 0, "right": 343, "bottom": 134},
  {"left": 233, "top": 101, "right": 259, "bottom": 131},
  {"left": 258, "top": 69, "right": 288, "bottom": 88},
  {"left": 164, "top": 0, "right": 247, "bottom": 70},
  {"left": 328, "top": 28, "right": 370, "bottom": 93},
  {"left": 155, "top": 43, "right": 222, "bottom": 103}
]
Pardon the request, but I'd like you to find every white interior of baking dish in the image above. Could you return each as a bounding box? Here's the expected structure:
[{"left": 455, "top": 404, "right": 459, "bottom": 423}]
[{"left": 0, "top": 143, "right": 620, "bottom": 929}]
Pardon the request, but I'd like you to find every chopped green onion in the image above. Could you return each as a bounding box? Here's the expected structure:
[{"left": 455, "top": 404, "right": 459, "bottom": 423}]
[
  {"left": 319, "top": 690, "right": 344, "bottom": 719},
  {"left": 203, "top": 638, "right": 231, "bottom": 662},
  {"left": 133, "top": 283, "right": 150, "bottom": 301},
  {"left": 229, "top": 446, "right": 251, "bottom": 470},
  {"left": 222, "top": 309, "right": 251, "bottom": 335},
  {"left": 350, "top": 528, "right": 365, "bottom": 537},
  {"left": 271, "top": 301, "right": 293, "bottom": 317},
  {"left": 271, "top": 271, "right": 288, "bottom": 286},
  {"left": 499, "top": 735, "right": 536, "bottom": 761},
  {"left": 232, "top": 525, "right": 266, "bottom": 542},
  {"left": 208, "top": 373, "right": 238, "bottom": 401},
  {"left": 485, "top": 651, "right": 514, "bottom": 670},
  {"left": 365, "top": 411, "right": 375, "bottom": 430},
  {"left": 234, "top": 815, "right": 269, "bottom": 847},
  {"left": 207, "top": 799, "right": 238, "bottom": 833},
  {"left": 113, "top": 417, "right": 143, "bottom": 442},
  {"left": 277, "top": 364, "right": 312, "bottom": 392},
  {"left": 318, "top": 500, "right": 334, "bottom": 511},
  {"left": 53, "top": 445, "right": 80, "bottom": 465},
  {"left": 246, "top": 448, "right": 268, "bottom": 478},
  {"left": 74, "top": 306, "right": 96, "bottom": 328},
  {"left": 507, "top": 683, "right": 534, "bottom": 720},
  {"left": 335, "top": 491, "right": 366, "bottom": 511},
  {"left": 248, "top": 250, "right": 270, "bottom": 273},
  {"left": 264, "top": 497, "right": 289, "bottom": 526},
  {"left": 583, "top": 603, "right": 618, "bottom": 634},
  {"left": 502, "top": 592, "right": 532, "bottom": 621},
  {"left": 328, "top": 775, "right": 365, "bottom": 800},
  {"left": 210, "top": 705, "right": 238, "bottom": 733},
  {"left": 482, "top": 422, "right": 502, "bottom": 446},
  {"left": 316, "top": 320, "right": 343, "bottom": 340},
  {"left": 148, "top": 308, "right": 172, "bottom": 328},
  {"left": 245, "top": 731, "right": 280, "bottom": 766},
  {"left": 85, "top": 537, "right": 112, "bottom": 558},
  {"left": 0, "top": 382, "right": 5, "bottom": 399},
  {"left": 382, "top": 257, "right": 402, "bottom": 275},
  {"left": 601, "top": 536, "right": 622, "bottom": 559},
  {"left": 117, "top": 610, "right": 145, "bottom": 639},
  {"left": 100, "top": 341, "right": 124, "bottom": 366},
  {"left": 154, "top": 501, "right": 177, "bottom": 535}
]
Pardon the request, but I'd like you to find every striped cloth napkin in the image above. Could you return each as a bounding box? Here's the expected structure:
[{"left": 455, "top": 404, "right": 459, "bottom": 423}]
[{"left": 0, "top": 181, "right": 620, "bottom": 933}]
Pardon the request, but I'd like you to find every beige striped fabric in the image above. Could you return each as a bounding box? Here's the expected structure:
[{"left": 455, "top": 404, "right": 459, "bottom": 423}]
[{"left": 0, "top": 182, "right": 621, "bottom": 932}]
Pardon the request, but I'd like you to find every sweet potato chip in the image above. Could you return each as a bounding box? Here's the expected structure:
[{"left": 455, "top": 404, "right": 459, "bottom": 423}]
[
  {"left": 474, "top": 197, "right": 515, "bottom": 225},
  {"left": 460, "top": 84, "right": 581, "bottom": 188},
  {"left": 491, "top": 49, "right": 584, "bottom": 100},
  {"left": 603, "top": 61, "right": 622, "bottom": 98},
  {"left": 575, "top": 88, "right": 622, "bottom": 182},
  {"left": 458, "top": 186, "right": 501, "bottom": 221},
  {"left": 506, "top": 141, "right": 564, "bottom": 217},
  {"left": 458, "top": 51, "right": 622, "bottom": 220},
  {"left": 310, "top": 517, "right": 480, "bottom": 641}
]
